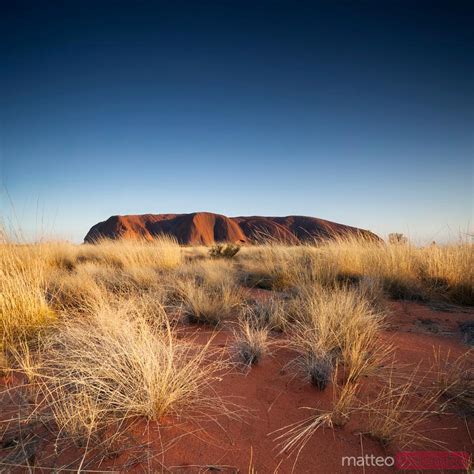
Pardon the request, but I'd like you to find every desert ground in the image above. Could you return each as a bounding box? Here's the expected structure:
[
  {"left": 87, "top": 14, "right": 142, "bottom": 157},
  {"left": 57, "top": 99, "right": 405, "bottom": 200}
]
[{"left": 1, "top": 236, "right": 473, "bottom": 472}]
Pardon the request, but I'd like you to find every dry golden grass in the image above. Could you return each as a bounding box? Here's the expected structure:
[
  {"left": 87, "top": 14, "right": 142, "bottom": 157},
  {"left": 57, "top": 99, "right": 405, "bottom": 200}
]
[
  {"left": 238, "top": 245, "right": 301, "bottom": 290},
  {"left": 329, "top": 372, "right": 360, "bottom": 427},
  {"left": 176, "top": 258, "right": 238, "bottom": 289},
  {"left": 273, "top": 408, "right": 333, "bottom": 458},
  {"left": 82, "top": 262, "right": 162, "bottom": 293},
  {"left": 242, "top": 297, "right": 289, "bottom": 332},
  {"left": 182, "top": 245, "right": 208, "bottom": 261},
  {"left": 233, "top": 313, "right": 270, "bottom": 365},
  {"left": 2, "top": 236, "right": 471, "bottom": 369},
  {"left": 272, "top": 366, "right": 360, "bottom": 463},
  {"left": 0, "top": 244, "right": 56, "bottom": 362},
  {"left": 46, "top": 268, "right": 105, "bottom": 314},
  {"left": 358, "top": 365, "right": 442, "bottom": 448},
  {"left": 419, "top": 242, "right": 474, "bottom": 304},
  {"left": 274, "top": 344, "right": 458, "bottom": 464},
  {"left": 321, "top": 236, "right": 474, "bottom": 304},
  {"left": 288, "top": 285, "right": 385, "bottom": 388},
  {"left": 239, "top": 236, "right": 473, "bottom": 304},
  {"left": 239, "top": 242, "right": 353, "bottom": 292},
  {"left": 355, "top": 275, "right": 386, "bottom": 311},
  {"left": 433, "top": 349, "right": 474, "bottom": 416},
  {"left": 239, "top": 244, "right": 341, "bottom": 292},
  {"left": 19, "top": 297, "right": 228, "bottom": 444},
  {"left": 177, "top": 278, "right": 243, "bottom": 326},
  {"left": 273, "top": 362, "right": 441, "bottom": 466},
  {"left": 68, "top": 236, "right": 183, "bottom": 271},
  {"left": 1, "top": 236, "right": 181, "bottom": 366},
  {"left": 1, "top": 232, "right": 472, "bottom": 467}
]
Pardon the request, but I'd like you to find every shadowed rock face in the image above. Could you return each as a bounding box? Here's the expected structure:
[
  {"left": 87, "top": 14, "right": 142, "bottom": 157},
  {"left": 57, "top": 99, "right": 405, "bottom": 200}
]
[{"left": 84, "top": 212, "right": 380, "bottom": 244}]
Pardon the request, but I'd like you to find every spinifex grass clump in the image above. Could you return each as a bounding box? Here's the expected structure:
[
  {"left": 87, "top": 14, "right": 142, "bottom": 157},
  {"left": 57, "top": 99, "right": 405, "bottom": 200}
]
[
  {"left": 288, "top": 285, "right": 385, "bottom": 389},
  {"left": 419, "top": 242, "right": 474, "bottom": 305},
  {"left": 46, "top": 269, "right": 105, "bottom": 315},
  {"left": 359, "top": 366, "right": 441, "bottom": 448},
  {"left": 300, "top": 350, "right": 335, "bottom": 390},
  {"left": 233, "top": 316, "right": 270, "bottom": 366},
  {"left": 433, "top": 349, "right": 474, "bottom": 416},
  {"left": 238, "top": 245, "right": 299, "bottom": 291},
  {"left": 21, "top": 298, "right": 228, "bottom": 443},
  {"left": 243, "top": 297, "right": 289, "bottom": 333},
  {"left": 233, "top": 304, "right": 275, "bottom": 365},
  {"left": 178, "top": 278, "right": 243, "bottom": 326}
]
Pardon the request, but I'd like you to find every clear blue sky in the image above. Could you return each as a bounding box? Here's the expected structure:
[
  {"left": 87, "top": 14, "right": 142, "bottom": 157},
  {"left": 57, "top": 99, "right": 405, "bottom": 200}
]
[{"left": 1, "top": 1, "right": 472, "bottom": 243}]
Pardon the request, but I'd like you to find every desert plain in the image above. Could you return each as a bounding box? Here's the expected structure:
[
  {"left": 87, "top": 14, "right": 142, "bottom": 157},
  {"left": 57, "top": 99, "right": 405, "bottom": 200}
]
[{"left": 0, "top": 219, "right": 473, "bottom": 472}]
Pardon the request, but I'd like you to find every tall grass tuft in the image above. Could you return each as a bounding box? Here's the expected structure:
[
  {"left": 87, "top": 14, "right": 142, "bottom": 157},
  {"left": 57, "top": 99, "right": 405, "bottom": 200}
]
[
  {"left": 20, "top": 297, "right": 228, "bottom": 443},
  {"left": 433, "top": 349, "right": 474, "bottom": 416},
  {"left": 233, "top": 314, "right": 270, "bottom": 366},
  {"left": 358, "top": 365, "right": 442, "bottom": 448},
  {"left": 0, "top": 244, "right": 55, "bottom": 363},
  {"left": 178, "top": 279, "right": 243, "bottom": 326},
  {"left": 288, "top": 285, "right": 385, "bottom": 387}
]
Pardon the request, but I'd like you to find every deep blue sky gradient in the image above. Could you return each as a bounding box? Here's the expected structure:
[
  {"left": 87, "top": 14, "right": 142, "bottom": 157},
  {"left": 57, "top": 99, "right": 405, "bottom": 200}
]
[{"left": 1, "top": 1, "right": 473, "bottom": 242}]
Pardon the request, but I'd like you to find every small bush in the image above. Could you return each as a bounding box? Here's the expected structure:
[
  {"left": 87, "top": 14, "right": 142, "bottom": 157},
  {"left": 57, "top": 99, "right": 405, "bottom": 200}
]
[
  {"left": 388, "top": 233, "right": 408, "bottom": 245},
  {"left": 209, "top": 243, "right": 241, "bottom": 259}
]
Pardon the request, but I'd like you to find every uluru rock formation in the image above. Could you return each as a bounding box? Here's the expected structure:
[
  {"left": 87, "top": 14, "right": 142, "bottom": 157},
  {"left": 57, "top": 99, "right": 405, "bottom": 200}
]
[{"left": 84, "top": 212, "right": 380, "bottom": 245}]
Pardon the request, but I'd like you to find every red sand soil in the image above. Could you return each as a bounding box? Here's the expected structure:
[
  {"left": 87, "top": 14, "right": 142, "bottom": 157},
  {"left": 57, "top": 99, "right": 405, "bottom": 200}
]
[
  {"left": 84, "top": 212, "right": 380, "bottom": 245},
  {"left": 1, "top": 301, "right": 473, "bottom": 473}
]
